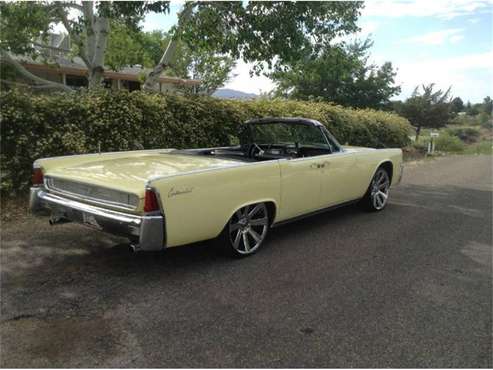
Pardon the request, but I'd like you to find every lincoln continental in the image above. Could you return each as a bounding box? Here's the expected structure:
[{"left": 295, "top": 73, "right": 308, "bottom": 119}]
[{"left": 30, "top": 117, "right": 403, "bottom": 257}]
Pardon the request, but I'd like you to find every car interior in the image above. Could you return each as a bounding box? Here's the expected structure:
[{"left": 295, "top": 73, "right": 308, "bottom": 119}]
[{"left": 172, "top": 120, "right": 342, "bottom": 162}]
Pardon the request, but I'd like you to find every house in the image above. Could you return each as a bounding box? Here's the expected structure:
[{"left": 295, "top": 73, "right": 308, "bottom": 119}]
[{"left": 14, "top": 33, "right": 201, "bottom": 92}]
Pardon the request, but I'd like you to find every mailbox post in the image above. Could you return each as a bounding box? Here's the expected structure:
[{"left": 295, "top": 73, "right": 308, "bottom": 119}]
[{"left": 429, "top": 131, "right": 439, "bottom": 154}]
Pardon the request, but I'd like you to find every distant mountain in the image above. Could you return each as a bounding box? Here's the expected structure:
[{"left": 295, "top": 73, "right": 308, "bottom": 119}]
[{"left": 213, "top": 88, "right": 258, "bottom": 100}]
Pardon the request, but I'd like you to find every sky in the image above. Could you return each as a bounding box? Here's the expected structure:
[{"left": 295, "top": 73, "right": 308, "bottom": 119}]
[{"left": 144, "top": 0, "right": 493, "bottom": 103}]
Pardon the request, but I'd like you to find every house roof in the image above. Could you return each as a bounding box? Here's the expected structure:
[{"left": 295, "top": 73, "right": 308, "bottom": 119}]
[
  {"left": 14, "top": 32, "right": 201, "bottom": 86},
  {"left": 21, "top": 59, "right": 201, "bottom": 86}
]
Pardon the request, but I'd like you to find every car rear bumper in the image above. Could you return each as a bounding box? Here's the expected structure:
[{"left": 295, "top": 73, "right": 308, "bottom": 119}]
[{"left": 30, "top": 187, "right": 165, "bottom": 251}]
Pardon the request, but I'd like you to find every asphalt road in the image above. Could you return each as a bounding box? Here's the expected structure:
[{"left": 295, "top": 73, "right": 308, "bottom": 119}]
[{"left": 1, "top": 155, "right": 492, "bottom": 367}]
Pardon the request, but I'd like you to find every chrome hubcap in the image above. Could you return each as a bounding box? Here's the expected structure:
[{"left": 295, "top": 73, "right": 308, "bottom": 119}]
[
  {"left": 229, "top": 203, "right": 269, "bottom": 254},
  {"left": 371, "top": 170, "right": 390, "bottom": 210}
]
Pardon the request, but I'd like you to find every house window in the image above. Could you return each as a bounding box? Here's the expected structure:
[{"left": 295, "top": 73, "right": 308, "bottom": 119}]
[
  {"left": 103, "top": 79, "right": 113, "bottom": 89},
  {"left": 122, "top": 80, "right": 141, "bottom": 91},
  {"left": 66, "top": 75, "right": 88, "bottom": 88}
]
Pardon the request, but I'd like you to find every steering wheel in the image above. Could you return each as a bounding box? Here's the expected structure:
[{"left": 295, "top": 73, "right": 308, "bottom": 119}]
[{"left": 248, "top": 143, "right": 263, "bottom": 158}]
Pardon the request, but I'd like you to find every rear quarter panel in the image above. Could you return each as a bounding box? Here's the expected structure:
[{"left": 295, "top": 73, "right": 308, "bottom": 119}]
[{"left": 149, "top": 161, "right": 282, "bottom": 247}]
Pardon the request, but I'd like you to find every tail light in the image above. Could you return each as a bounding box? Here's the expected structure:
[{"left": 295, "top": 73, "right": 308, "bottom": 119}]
[
  {"left": 144, "top": 189, "right": 160, "bottom": 213},
  {"left": 32, "top": 168, "right": 44, "bottom": 186}
]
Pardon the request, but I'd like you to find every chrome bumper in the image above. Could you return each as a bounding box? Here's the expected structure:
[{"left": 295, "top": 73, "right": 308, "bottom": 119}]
[{"left": 30, "top": 187, "right": 165, "bottom": 251}]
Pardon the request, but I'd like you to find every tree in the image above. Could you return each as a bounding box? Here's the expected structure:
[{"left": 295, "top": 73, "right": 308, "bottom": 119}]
[
  {"left": 143, "top": 1, "right": 363, "bottom": 90},
  {"left": 450, "top": 97, "right": 464, "bottom": 114},
  {"left": 269, "top": 39, "right": 400, "bottom": 109},
  {"left": 1, "top": 1, "right": 363, "bottom": 93},
  {"left": 181, "top": 50, "right": 236, "bottom": 95},
  {"left": 104, "top": 20, "right": 155, "bottom": 72},
  {"left": 398, "top": 84, "right": 452, "bottom": 140},
  {"left": 105, "top": 25, "right": 235, "bottom": 95},
  {"left": 466, "top": 101, "right": 482, "bottom": 116},
  {"left": 0, "top": 1, "right": 169, "bottom": 90},
  {"left": 0, "top": 2, "right": 71, "bottom": 91},
  {"left": 482, "top": 96, "right": 492, "bottom": 116}
]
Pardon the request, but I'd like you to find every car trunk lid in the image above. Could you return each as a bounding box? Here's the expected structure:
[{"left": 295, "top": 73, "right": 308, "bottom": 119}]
[{"left": 45, "top": 153, "right": 245, "bottom": 211}]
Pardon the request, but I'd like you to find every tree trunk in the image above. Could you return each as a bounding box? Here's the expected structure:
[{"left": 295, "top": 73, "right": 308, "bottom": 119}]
[
  {"left": 143, "top": 3, "right": 195, "bottom": 91},
  {"left": 143, "top": 40, "right": 179, "bottom": 91},
  {"left": 87, "top": 16, "right": 110, "bottom": 89},
  {"left": 82, "top": 1, "right": 96, "bottom": 63},
  {"left": 79, "top": 1, "right": 109, "bottom": 90},
  {"left": 88, "top": 66, "right": 105, "bottom": 89},
  {"left": 62, "top": 2, "right": 109, "bottom": 90},
  {"left": 0, "top": 49, "right": 73, "bottom": 92}
]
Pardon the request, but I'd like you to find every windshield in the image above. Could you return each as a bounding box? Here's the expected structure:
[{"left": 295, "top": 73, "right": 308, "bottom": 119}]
[{"left": 247, "top": 122, "right": 331, "bottom": 149}]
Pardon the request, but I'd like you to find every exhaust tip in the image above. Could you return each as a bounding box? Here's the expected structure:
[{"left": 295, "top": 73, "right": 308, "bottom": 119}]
[
  {"left": 49, "top": 216, "right": 70, "bottom": 226},
  {"left": 129, "top": 244, "right": 141, "bottom": 253}
]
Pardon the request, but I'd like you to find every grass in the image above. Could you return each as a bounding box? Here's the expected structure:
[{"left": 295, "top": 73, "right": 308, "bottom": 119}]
[{"left": 463, "top": 140, "right": 493, "bottom": 155}]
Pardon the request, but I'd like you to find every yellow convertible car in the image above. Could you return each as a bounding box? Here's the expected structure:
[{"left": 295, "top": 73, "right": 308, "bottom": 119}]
[{"left": 30, "top": 117, "right": 403, "bottom": 257}]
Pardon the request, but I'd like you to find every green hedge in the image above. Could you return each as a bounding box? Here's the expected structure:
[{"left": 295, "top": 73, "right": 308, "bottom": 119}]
[{"left": 0, "top": 90, "right": 411, "bottom": 195}]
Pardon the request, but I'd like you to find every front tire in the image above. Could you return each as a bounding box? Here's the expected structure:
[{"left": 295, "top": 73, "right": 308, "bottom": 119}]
[
  {"left": 361, "top": 167, "right": 391, "bottom": 211},
  {"left": 218, "top": 203, "right": 270, "bottom": 258}
]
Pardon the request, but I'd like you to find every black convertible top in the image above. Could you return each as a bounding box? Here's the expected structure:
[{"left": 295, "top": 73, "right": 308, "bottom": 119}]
[{"left": 245, "top": 117, "right": 324, "bottom": 127}]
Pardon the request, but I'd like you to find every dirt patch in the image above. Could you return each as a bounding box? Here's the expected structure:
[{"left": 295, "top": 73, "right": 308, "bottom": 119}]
[
  {"left": 0, "top": 316, "right": 138, "bottom": 367},
  {"left": 402, "top": 146, "right": 427, "bottom": 162},
  {"left": 1, "top": 196, "right": 30, "bottom": 223}
]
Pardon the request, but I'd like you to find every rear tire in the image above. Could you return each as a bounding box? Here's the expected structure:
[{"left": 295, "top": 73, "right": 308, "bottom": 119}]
[
  {"left": 361, "top": 167, "right": 391, "bottom": 212},
  {"left": 217, "top": 203, "right": 270, "bottom": 258}
]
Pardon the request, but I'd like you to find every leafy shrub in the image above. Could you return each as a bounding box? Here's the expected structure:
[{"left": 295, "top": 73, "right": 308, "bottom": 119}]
[
  {"left": 445, "top": 127, "right": 481, "bottom": 143},
  {"left": 479, "top": 113, "right": 493, "bottom": 129},
  {"left": 435, "top": 133, "right": 465, "bottom": 153},
  {"left": 450, "top": 112, "right": 493, "bottom": 129},
  {"left": 449, "top": 114, "right": 478, "bottom": 126},
  {"left": 0, "top": 90, "right": 411, "bottom": 195},
  {"left": 411, "top": 140, "right": 428, "bottom": 154}
]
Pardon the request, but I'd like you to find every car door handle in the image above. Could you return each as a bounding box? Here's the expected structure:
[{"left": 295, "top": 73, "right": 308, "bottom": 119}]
[{"left": 310, "top": 163, "right": 324, "bottom": 169}]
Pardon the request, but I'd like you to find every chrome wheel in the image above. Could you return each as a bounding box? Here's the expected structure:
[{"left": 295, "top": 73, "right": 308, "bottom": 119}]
[
  {"left": 229, "top": 203, "right": 269, "bottom": 255},
  {"left": 370, "top": 169, "right": 390, "bottom": 210}
]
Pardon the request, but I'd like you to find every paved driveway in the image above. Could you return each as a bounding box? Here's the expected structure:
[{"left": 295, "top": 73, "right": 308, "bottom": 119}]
[{"left": 1, "top": 155, "right": 492, "bottom": 367}]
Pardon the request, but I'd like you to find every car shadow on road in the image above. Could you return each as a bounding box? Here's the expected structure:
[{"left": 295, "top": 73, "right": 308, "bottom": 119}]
[{"left": 1, "top": 183, "right": 491, "bottom": 280}]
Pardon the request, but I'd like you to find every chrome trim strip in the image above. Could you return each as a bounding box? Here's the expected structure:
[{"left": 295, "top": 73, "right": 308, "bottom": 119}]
[
  {"left": 145, "top": 185, "right": 167, "bottom": 246},
  {"left": 318, "top": 126, "right": 334, "bottom": 152},
  {"left": 272, "top": 199, "right": 361, "bottom": 228},
  {"left": 320, "top": 126, "right": 343, "bottom": 152}
]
